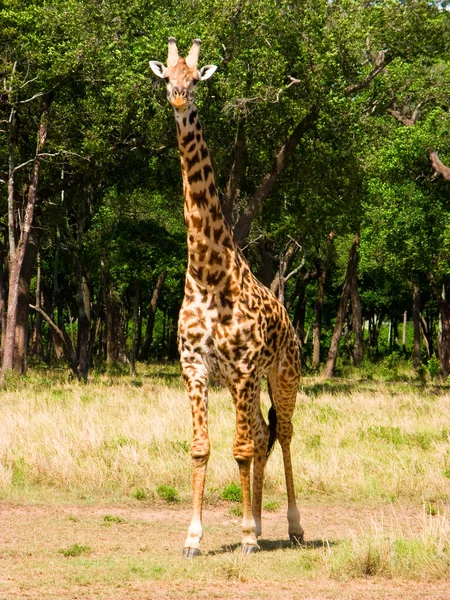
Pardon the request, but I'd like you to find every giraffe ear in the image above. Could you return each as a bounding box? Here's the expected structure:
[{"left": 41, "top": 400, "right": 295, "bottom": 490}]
[
  {"left": 149, "top": 61, "right": 167, "bottom": 79},
  {"left": 199, "top": 65, "right": 217, "bottom": 81}
]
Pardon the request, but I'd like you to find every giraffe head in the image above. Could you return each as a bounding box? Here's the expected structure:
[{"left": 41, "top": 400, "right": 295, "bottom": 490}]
[{"left": 150, "top": 37, "right": 217, "bottom": 111}]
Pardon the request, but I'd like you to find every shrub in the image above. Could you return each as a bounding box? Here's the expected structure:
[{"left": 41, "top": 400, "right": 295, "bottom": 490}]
[
  {"left": 427, "top": 355, "right": 440, "bottom": 379},
  {"left": 103, "top": 514, "right": 126, "bottom": 524},
  {"left": 156, "top": 485, "right": 180, "bottom": 503},
  {"left": 131, "top": 488, "right": 148, "bottom": 501},
  {"left": 222, "top": 482, "right": 242, "bottom": 502},
  {"left": 263, "top": 501, "right": 279, "bottom": 512},
  {"left": 59, "top": 544, "right": 90, "bottom": 557}
]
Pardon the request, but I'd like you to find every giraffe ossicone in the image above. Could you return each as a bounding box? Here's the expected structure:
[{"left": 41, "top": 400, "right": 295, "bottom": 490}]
[{"left": 150, "top": 37, "right": 304, "bottom": 557}]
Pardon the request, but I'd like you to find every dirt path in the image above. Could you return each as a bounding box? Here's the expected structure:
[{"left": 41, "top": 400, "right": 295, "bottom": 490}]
[{"left": 0, "top": 502, "right": 449, "bottom": 599}]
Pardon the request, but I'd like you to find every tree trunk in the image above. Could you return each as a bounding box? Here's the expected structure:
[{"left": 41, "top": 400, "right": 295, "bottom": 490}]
[
  {"left": 76, "top": 272, "right": 91, "bottom": 382},
  {"left": 222, "top": 121, "right": 246, "bottom": 228},
  {"left": 292, "top": 280, "right": 307, "bottom": 346},
  {"left": 313, "top": 265, "right": 326, "bottom": 370},
  {"left": 323, "top": 233, "right": 360, "bottom": 379},
  {"left": 0, "top": 252, "right": 7, "bottom": 363},
  {"left": 402, "top": 310, "right": 407, "bottom": 353},
  {"left": 437, "top": 283, "right": 450, "bottom": 380},
  {"left": 350, "top": 266, "right": 363, "bottom": 367},
  {"left": 30, "top": 250, "right": 44, "bottom": 360},
  {"left": 168, "top": 301, "right": 180, "bottom": 361},
  {"left": 393, "top": 319, "right": 399, "bottom": 348},
  {"left": 14, "top": 226, "right": 39, "bottom": 373},
  {"left": 48, "top": 225, "right": 65, "bottom": 361},
  {"left": 2, "top": 96, "right": 50, "bottom": 376},
  {"left": 104, "top": 287, "right": 127, "bottom": 366},
  {"left": 426, "top": 307, "right": 433, "bottom": 357},
  {"left": 412, "top": 284, "right": 421, "bottom": 370},
  {"left": 140, "top": 269, "right": 167, "bottom": 362},
  {"left": 258, "top": 239, "right": 273, "bottom": 289},
  {"left": 130, "top": 278, "right": 141, "bottom": 376},
  {"left": 419, "top": 312, "right": 431, "bottom": 359}
]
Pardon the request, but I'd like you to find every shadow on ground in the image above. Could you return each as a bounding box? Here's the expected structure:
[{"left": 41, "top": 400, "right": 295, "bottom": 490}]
[{"left": 209, "top": 538, "right": 338, "bottom": 555}]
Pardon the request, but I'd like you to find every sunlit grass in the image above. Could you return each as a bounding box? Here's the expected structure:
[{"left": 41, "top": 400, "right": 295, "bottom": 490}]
[
  {"left": 324, "top": 509, "right": 450, "bottom": 581},
  {"left": 0, "top": 365, "right": 449, "bottom": 589},
  {"left": 0, "top": 364, "right": 449, "bottom": 507}
]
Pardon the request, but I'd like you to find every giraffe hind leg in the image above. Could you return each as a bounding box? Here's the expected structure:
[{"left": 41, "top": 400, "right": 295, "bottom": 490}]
[{"left": 267, "top": 362, "right": 304, "bottom": 544}]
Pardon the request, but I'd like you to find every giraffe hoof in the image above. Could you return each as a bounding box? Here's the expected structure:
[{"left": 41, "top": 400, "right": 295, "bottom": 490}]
[
  {"left": 182, "top": 547, "right": 201, "bottom": 559},
  {"left": 242, "top": 543, "right": 260, "bottom": 555},
  {"left": 290, "top": 533, "right": 304, "bottom": 546}
]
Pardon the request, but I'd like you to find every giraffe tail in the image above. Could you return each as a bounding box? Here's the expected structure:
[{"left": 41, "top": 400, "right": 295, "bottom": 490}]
[{"left": 266, "top": 383, "right": 277, "bottom": 461}]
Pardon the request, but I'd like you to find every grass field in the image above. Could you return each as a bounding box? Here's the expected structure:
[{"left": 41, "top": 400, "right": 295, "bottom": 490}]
[{"left": 0, "top": 364, "right": 449, "bottom": 599}]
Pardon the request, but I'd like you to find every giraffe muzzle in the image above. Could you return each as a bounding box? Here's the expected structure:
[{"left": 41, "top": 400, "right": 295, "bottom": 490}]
[{"left": 170, "top": 87, "right": 189, "bottom": 109}]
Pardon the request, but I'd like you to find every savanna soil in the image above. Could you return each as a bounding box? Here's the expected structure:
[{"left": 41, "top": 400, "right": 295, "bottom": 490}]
[{"left": 1, "top": 501, "right": 449, "bottom": 600}]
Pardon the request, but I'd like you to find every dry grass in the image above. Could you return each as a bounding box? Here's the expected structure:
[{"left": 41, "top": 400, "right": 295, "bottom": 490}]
[
  {"left": 0, "top": 364, "right": 450, "bottom": 594},
  {"left": 324, "top": 508, "right": 450, "bottom": 580},
  {"left": 0, "top": 366, "right": 449, "bottom": 508}
]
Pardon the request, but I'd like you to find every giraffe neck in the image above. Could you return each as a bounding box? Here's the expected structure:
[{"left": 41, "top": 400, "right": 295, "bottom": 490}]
[{"left": 174, "top": 105, "right": 239, "bottom": 288}]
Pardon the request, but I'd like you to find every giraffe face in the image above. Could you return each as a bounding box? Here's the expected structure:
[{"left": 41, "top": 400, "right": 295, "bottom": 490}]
[{"left": 150, "top": 38, "right": 217, "bottom": 112}]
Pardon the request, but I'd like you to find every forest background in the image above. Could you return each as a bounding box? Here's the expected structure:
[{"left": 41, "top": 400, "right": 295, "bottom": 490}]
[{"left": 1, "top": 0, "right": 450, "bottom": 382}]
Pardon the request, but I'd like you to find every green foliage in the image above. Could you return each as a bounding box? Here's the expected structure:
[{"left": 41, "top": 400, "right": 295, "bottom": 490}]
[
  {"left": 222, "top": 482, "right": 242, "bottom": 502},
  {"left": 103, "top": 514, "right": 126, "bottom": 524},
  {"left": 427, "top": 356, "right": 441, "bottom": 379},
  {"left": 131, "top": 488, "right": 147, "bottom": 501},
  {"left": 59, "top": 544, "right": 91, "bottom": 557},
  {"left": 263, "top": 501, "right": 279, "bottom": 512},
  {"left": 156, "top": 485, "right": 180, "bottom": 503},
  {"left": 1, "top": 0, "right": 450, "bottom": 375}
]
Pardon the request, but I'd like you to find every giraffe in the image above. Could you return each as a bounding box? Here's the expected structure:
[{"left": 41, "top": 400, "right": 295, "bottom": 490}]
[{"left": 150, "top": 38, "right": 303, "bottom": 557}]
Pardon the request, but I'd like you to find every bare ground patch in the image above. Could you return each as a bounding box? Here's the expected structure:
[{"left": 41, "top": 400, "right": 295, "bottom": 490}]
[{"left": 1, "top": 501, "right": 449, "bottom": 599}]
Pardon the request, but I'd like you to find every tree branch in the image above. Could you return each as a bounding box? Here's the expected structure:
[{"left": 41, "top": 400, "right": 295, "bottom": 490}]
[
  {"left": 233, "top": 106, "right": 320, "bottom": 246},
  {"left": 229, "top": 42, "right": 391, "bottom": 247},
  {"left": 430, "top": 151, "right": 450, "bottom": 182},
  {"left": 345, "top": 49, "right": 392, "bottom": 96},
  {"left": 18, "top": 76, "right": 38, "bottom": 90},
  {"left": 270, "top": 239, "right": 304, "bottom": 303},
  {"left": 387, "top": 108, "right": 416, "bottom": 126},
  {"left": 222, "top": 120, "right": 246, "bottom": 227},
  {"left": 18, "top": 91, "right": 46, "bottom": 105},
  {"left": 29, "top": 304, "right": 78, "bottom": 374},
  {"left": 13, "top": 150, "right": 90, "bottom": 173},
  {"left": 285, "top": 258, "right": 306, "bottom": 284}
]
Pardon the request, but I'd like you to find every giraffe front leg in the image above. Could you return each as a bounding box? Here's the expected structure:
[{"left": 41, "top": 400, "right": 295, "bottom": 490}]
[
  {"left": 183, "top": 458, "right": 208, "bottom": 557},
  {"left": 252, "top": 405, "right": 269, "bottom": 539},
  {"left": 182, "top": 366, "right": 210, "bottom": 558},
  {"left": 232, "top": 388, "right": 259, "bottom": 554},
  {"left": 236, "top": 457, "right": 259, "bottom": 554}
]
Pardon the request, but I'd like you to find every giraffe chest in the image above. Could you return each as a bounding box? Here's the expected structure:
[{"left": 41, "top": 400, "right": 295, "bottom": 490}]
[{"left": 178, "top": 287, "right": 288, "bottom": 381}]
